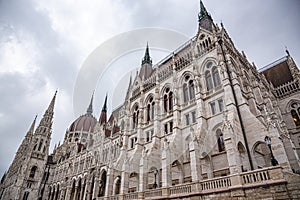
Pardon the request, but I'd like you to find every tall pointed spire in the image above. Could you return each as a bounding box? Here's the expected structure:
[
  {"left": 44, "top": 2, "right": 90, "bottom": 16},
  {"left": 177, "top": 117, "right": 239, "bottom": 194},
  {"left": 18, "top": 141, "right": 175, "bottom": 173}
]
[
  {"left": 99, "top": 94, "right": 107, "bottom": 124},
  {"left": 198, "top": 0, "right": 213, "bottom": 31},
  {"left": 198, "top": 0, "right": 210, "bottom": 21},
  {"left": 142, "top": 42, "right": 152, "bottom": 65},
  {"left": 126, "top": 74, "right": 132, "bottom": 98},
  {"left": 102, "top": 94, "right": 107, "bottom": 112},
  {"left": 87, "top": 92, "right": 94, "bottom": 114},
  {"left": 46, "top": 90, "right": 57, "bottom": 114},
  {"left": 16, "top": 115, "right": 37, "bottom": 154},
  {"left": 35, "top": 91, "right": 57, "bottom": 136},
  {"left": 26, "top": 115, "right": 37, "bottom": 138}
]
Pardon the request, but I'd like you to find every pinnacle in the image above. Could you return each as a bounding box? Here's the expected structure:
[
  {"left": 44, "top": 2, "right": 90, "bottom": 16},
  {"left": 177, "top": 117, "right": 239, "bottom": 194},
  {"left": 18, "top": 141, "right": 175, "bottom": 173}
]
[
  {"left": 142, "top": 42, "right": 152, "bottom": 65},
  {"left": 198, "top": 0, "right": 212, "bottom": 22},
  {"left": 87, "top": 91, "right": 94, "bottom": 114}
]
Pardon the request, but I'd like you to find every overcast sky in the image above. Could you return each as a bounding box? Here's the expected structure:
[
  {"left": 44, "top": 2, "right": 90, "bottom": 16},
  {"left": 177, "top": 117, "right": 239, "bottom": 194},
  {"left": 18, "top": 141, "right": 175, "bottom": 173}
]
[{"left": 0, "top": 0, "right": 299, "bottom": 177}]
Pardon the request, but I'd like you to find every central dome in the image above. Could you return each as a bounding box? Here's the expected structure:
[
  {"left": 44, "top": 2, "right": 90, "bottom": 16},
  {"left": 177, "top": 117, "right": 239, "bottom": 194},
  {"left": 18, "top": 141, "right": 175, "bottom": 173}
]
[{"left": 69, "top": 113, "right": 97, "bottom": 132}]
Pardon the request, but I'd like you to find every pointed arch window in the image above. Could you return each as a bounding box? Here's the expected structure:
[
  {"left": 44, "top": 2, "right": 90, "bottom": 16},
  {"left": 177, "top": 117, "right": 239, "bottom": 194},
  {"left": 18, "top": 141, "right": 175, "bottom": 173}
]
[
  {"left": 29, "top": 166, "right": 37, "bottom": 178},
  {"left": 216, "top": 129, "right": 225, "bottom": 152},
  {"left": 163, "top": 88, "right": 173, "bottom": 112},
  {"left": 147, "top": 97, "right": 155, "bottom": 122},
  {"left": 290, "top": 103, "right": 300, "bottom": 126},
  {"left": 183, "top": 83, "right": 189, "bottom": 103},
  {"left": 212, "top": 66, "right": 221, "bottom": 87},
  {"left": 38, "top": 139, "right": 43, "bottom": 151},
  {"left": 132, "top": 105, "right": 139, "bottom": 129},
  {"left": 22, "top": 191, "right": 30, "bottom": 200},
  {"left": 205, "top": 61, "right": 221, "bottom": 91},
  {"left": 114, "top": 176, "right": 121, "bottom": 195},
  {"left": 182, "top": 75, "right": 195, "bottom": 103}
]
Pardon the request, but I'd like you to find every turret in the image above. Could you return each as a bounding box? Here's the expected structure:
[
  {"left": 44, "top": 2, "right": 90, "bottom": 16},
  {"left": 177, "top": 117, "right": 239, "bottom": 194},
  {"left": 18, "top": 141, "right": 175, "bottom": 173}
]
[{"left": 139, "top": 43, "right": 153, "bottom": 80}]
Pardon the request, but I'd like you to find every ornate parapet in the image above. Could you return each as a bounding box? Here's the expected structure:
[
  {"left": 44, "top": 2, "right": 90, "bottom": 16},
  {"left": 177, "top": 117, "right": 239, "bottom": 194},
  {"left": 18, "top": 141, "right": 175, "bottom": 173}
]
[{"left": 96, "top": 166, "right": 295, "bottom": 199}]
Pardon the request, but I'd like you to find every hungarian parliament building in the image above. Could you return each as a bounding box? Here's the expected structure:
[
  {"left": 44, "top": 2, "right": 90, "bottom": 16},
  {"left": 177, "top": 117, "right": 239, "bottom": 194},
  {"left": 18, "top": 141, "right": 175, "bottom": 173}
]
[{"left": 1, "top": 1, "right": 300, "bottom": 200}]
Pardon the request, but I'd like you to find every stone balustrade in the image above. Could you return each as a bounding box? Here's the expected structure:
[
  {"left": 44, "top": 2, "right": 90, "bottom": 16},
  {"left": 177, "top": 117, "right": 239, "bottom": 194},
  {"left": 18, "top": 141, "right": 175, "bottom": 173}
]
[
  {"left": 169, "top": 182, "right": 193, "bottom": 195},
  {"left": 201, "top": 176, "right": 231, "bottom": 191},
  {"left": 275, "top": 79, "right": 300, "bottom": 98},
  {"left": 144, "top": 188, "right": 162, "bottom": 198},
  {"left": 96, "top": 166, "right": 285, "bottom": 200},
  {"left": 241, "top": 168, "right": 270, "bottom": 185},
  {"left": 124, "top": 192, "right": 138, "bottom": 200}
]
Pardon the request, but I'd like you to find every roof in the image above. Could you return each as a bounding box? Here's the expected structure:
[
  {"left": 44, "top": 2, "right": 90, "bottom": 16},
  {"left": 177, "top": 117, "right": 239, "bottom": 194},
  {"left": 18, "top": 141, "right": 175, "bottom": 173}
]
[
  {"left": 69, "top": 113, "right": 97, "bottom": 132},
  {"left": 260, "top": 56, "right": 293, "bottom": 87}
]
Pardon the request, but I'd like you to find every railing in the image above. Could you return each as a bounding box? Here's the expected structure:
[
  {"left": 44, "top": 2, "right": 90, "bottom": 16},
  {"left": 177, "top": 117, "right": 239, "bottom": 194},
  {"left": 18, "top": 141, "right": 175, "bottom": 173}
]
[
  {"left": 108, "top": 196, "right": 119, "bottom": 200},
  {"left": 275, "top": 79, "right": 300, "bottom": 98},
  {"left": 124, "top": 192, "right": 138, "bottom": 200},
  {"left": 201, "top": 176, "right": 231, "bottom": 191},
  {"left": 169, "top": 183, "right": 192, "bottom": 195},
  {"left": 144, "top": 188, "right": 162, "bottom": 198},
  {"left": 241, "top": 168, "right": 270, "bottom": 185},
  {"left": 95, "top": 167, "right": 285, "bottom": 199}
]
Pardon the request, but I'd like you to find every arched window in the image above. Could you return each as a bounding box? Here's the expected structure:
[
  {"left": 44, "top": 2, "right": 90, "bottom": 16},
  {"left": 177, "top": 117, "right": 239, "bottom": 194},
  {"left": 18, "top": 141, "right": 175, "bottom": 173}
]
[
  {"left": 163, "top": 88, "right": 173, "bottom": 112},
  {"left": 132, "top": 105, "right": 139, "bottom": 129},
  {"left": 205, "top": 71, "right": 213, "bottom": 91},
  {"left": 114, "top": 177, "right": 121, "bottom": 195},
  {"left": 291, "top": 103, "right": 300, "bottom": 126},
  {"left": 182, "top": 75, "right": 195, "bottom": 103},
  {"left": 29, "top": 166, "right": 37, "bottom": 178},
  {"left": 183, "top": 83, "right": 188, "bottom": 103},
  {"left": 216, "top": 129, "right": 225, "bottom": 152},
  {"left": 212, "top": 66, "right": 221, "bottom": 87},
  {"left": 38, "top": 139, "right": 43, "bottom": 151},
  {"left": 147, "top": 97, "right": 155, "bottom": 122},
  {"left": 189, "top": 80, "right": 195, "bottom": 99},
  {"left": 205, "top": 61, "right": 221, "bottom": 91},
  {"left": 98, "top": 171, "right": 107, "bottom": 197},
  {"left": 22, "top": 191, "right": 30, "bottom": 200}
]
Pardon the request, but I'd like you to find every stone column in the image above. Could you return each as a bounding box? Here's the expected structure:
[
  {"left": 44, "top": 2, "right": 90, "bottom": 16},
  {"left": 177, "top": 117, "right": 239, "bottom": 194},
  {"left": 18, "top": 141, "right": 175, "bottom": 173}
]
[
  {"left": 189, "top": 140, "right": 202, "bottom": 182},
  {"left": 120, "top": 170, "right": 128, "bottom": 194},
  {"left": 72, "top": 185, "right": 78, "bottom": 200},
  {"left": 64, "top": 184, "right": 72, "bottom": 200},
  {"left": 161, "top": 147, "right": 171, "bottom": 187},
  {"left": 139, "top": 155, "right": 147, "bottom": 192},
  {"left": 223, "top": 122, "right": 241, "bottom": 174},
  {"left": 105, "top": 168, "right": 113, "bottom": 197},
  {"left": 92, "top": 177, "right": 99, "bottom": 199}
]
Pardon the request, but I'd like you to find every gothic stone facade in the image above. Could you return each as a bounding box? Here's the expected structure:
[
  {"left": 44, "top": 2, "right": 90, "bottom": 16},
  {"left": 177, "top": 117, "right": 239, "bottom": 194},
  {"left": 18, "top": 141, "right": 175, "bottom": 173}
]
[{"left": 1, "top": 1, "right": 300, "bottom": 200}]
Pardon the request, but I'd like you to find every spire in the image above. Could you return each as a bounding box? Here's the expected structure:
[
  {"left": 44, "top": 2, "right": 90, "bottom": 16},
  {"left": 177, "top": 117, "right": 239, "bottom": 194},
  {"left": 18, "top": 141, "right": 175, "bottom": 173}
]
[
  {"left": 16, "top": 115, "right": 37, "bottom": 154},
  {"left": 26, "top": 115, "right": 37, "bottom": 138},
  {"left": 46, "top": 90, "right": 57, "bottom": 114},
  {"left": 35, "top": 91, "right": 57, "bottom": 136},
  {"left": 99, "top": 94, "right": 107, "bottom": 124},
  {"left": 198, "top": 0, "right": 213, "bottom": 31},
  {"left": 198, "top": 0, "right": 211, "bottom": 21},
  {"left": 142, "top": 42, "right": 152, "bottom": 65},
  {"left": 86, "top": 92, "right": 94, "bottom": 114},
  {"left": 102, "top": 94, "right": 107, "bottom": 112},
  {"left": 125, "top": 74, "right": 132, "bottom": 99}
]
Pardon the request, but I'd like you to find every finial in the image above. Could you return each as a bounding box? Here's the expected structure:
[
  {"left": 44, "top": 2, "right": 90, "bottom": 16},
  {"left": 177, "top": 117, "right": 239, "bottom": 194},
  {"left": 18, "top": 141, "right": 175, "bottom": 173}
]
[
  {"left": 142, "top": 42, "right": 152, "bottom": 65},
  {"left": 285, "top": 46, "right": 290, "bottom": 56},
  {"left": 86, "top": 91, "right": 94, "bottom": 114}
]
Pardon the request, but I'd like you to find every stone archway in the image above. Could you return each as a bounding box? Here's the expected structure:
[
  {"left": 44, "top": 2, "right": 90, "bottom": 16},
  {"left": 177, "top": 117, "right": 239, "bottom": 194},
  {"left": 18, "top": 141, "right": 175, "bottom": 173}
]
[{"left": 253, "top": 141, "right": 271, "bottom": 169}]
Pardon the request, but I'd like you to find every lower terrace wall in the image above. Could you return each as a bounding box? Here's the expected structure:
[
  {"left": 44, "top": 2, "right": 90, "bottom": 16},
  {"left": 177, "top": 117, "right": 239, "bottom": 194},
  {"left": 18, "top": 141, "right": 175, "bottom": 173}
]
[{"left": 99, "top": 166, "right": 300, "bottom": 200}]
